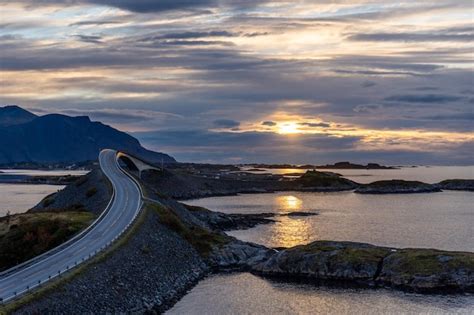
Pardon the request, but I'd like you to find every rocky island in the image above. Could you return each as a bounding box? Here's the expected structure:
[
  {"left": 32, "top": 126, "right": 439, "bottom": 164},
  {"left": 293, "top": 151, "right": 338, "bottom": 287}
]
[
  {"left": 3, "top": 161, "right": 473, "bottom": 314},
  {"left": 355, "top": 180, "right": 441, "bottom": 194}
]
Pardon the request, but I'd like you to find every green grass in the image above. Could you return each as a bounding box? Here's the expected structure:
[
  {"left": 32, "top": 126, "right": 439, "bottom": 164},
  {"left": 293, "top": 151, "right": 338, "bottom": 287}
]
[
  {"left": 290, "top": 241, "right": 390, "bottom": 265},
  {"left": 152, "top": 204, "right": 229, "bottom": 256},
  {"left": 0, "top": 203, "right": 149, "bottom": 314},
  {"left": 0, "top": 212, "right": 95, "bottom": 272},
  {"left": 385, "top": 249, "right": 474, "bottom": 276}
]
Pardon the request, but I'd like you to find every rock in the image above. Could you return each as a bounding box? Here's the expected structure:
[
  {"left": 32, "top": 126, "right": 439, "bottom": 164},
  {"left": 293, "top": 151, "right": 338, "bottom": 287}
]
[
  {"left": 436, "top": 179, "right": 474, "bottom": 192},
  {"left": 252, "top": 241, "right": 390, "bottom": 285},
  {"left": 209, "top": 240, "right": 275, "bottom": 270},
  {"left": 355, "top": 180, "right": 440, "bottom": 194},
  {"left": 283, "top": 211, "right": 318, "bottom": 217},
  {"left": 378, "top": 248, "right": 474, "bottom": 293},
  {"left": 296, "top": 170, "right": 358, "bottom": 191},
  {"left": 250, "top": 240, "right": 474, "bottom": 293}
]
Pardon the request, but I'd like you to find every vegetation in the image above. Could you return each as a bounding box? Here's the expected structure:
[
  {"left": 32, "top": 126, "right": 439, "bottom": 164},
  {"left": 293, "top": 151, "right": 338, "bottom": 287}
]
[
  {"left": 75, "top": 176, "right": 89, "bottom": 187},
  {"left": 0, "top": 211, "right": 95, "bottom": 271},
  {"left": 42, "top": 195, "right": 55, "bottom": 207},
  {"left": 85, "top": 187, "right": 98, "bottom": 198},
  {"left": 364, "top": 180, "right": 429, "bottom": 188},
  {"left": 384, "top": 248, "right": 474, "bottom": 276},
  {"left": 290, "top": 241, "right": 390, "bottom": 265},
  {"left": 298, "top": 170, "right": 355, "bottom": 188},
  {"left": 152, "top": 204, "right": 229, "bottom": 256}
]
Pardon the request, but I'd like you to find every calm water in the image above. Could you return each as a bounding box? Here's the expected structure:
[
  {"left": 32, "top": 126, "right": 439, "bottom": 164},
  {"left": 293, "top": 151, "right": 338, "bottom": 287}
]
[
  {"left": 244, "top": 166, "right": 474, "bottom": 184},
  {"left": 168, "top": 273, "right": 474, "bottom": 315},
  {"left": 0, "top": 169, "right": 87, "bottom": 216},
  {"left": 188, "top": 191, "right": 474, "bottom": 251},
  {"left": 0, "top": 184, "right": 64, "bottom": 216},
  {"left": 170, "top": 166, "right": 474, "bottom": 314}
]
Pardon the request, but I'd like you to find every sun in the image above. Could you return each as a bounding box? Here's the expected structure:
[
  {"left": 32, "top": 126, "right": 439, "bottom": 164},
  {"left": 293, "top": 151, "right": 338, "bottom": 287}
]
[{"left": 278, "top": 122, "right": 299, "bottom": 134}]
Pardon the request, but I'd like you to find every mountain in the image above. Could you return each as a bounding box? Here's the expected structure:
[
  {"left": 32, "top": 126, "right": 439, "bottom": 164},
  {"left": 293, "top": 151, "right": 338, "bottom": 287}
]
[
  {"left": 0, "top": 105, "right": 38, "bottom": 127},
  {"left": 0, "top": 106, "right": 176, "bottom": 164}
]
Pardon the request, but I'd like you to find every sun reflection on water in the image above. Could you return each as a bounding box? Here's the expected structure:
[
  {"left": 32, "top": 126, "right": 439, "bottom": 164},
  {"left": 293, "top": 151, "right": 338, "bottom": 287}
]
[
  {"left": 272, "top": 195, "right": 315, "bottom": 247},
  {"left": 277, "top": 195, "right": 302, "bottom": 211}
]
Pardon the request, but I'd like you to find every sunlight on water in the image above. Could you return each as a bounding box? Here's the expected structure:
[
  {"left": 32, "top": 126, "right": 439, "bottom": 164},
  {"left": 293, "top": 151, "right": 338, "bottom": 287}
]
[{"left": 277, "top": 195, "right": 302, "bottom": 211}]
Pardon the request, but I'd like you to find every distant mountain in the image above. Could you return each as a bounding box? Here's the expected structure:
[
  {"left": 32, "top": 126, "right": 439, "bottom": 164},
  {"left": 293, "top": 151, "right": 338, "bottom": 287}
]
[
  {"left": 0, "top": 106, "right": 176, "bottom": 164},
  {"left": 0, "top": 105, "right": 37, "bottom": 127}
]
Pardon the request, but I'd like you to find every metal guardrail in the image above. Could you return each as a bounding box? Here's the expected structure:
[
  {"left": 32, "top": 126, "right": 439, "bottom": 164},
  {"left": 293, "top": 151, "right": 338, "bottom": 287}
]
[
  {"left": 0, "top": 151, "right": 145, "bottom": 304},
  {"left": 0, "top": 166, "right": 116, "bottom": 279}
]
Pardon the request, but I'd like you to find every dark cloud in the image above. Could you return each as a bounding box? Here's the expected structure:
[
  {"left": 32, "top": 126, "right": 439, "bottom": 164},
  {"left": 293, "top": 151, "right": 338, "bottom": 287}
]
[
  {"left": 69, "top": 20, "right": 123, "bottom": 26},
  {"left": 384, "top": 94, "right": 463, "bottom": 103},
  {"left": 299, "top": 122, "right": 330, "bottom": 128},
  {"left": 349, "top": 32, "right": 473, "bottom": 42},
  {"left": 361, "top": 80, "right": 376, "bottom": 88},
  {"left": 213, "top": 119, "right": 240, "bottom": 128},
  {"left": 14, "top": 0, "right": 218, "bottom": 13},
  {"left": 73, "top": 34, "right": 103, "bottom": 44},
  {"left": 140, "top": 31, "right": 236, "bottom": 41},
  {"left": 261, "top": 121, "right": 276, "bottom": 126}
]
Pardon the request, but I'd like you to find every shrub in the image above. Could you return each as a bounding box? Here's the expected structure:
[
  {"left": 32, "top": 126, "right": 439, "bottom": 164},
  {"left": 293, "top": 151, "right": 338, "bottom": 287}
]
[{"left": 86, "top": 187, "right": 97, "bottom": 198}]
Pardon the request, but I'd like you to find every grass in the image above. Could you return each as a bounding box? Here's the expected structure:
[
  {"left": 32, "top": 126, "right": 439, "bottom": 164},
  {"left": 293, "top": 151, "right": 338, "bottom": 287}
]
[
  {"left": 85, "top": 187, "right": 97, "bottom": 198},
  {"left": 385, "top": 249, "right": 474, "bottom": 276},
  {"left": 0, "top": 212, "right": 95, "bottom": 272},
  {"left": 0, "top": 203, "right": 149, "bottom": 314},
  {"left": 290, "top": 241, "right": 390, "bottom": 265},
  {"left": 152, "top": 204, "right": 229, "bottom": 256}
]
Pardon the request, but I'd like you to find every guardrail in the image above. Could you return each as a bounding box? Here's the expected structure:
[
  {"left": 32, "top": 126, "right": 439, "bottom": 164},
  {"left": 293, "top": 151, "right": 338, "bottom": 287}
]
[
  {"left": 0, "top": 163, "right": 116, "bottom": 279},
  {"left": 0, "top": 151, "right": 145, "bottom": 304}
]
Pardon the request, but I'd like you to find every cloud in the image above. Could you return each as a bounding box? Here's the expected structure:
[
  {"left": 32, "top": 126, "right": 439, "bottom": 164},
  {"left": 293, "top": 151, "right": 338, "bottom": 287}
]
[
  {"left": 213, "top": 119, "right": 240, "bottom": 128},
  {"left": 349, "top": 31, "right": 474, "bottom": 42},
  {"left": 73, "top": 34, "right": 103, "bottom": 44},
  {"left": 261, "top": 121, "right": 276, "bottom": 126},
  {"left": 361, "top": 80, "right": 376, "bottom": 88},
  {"left": 384, "top": 94, "right": 463, "bottom": 103},
  {"left": 299, "top": 122, "right": 330, "bottom": 128}
]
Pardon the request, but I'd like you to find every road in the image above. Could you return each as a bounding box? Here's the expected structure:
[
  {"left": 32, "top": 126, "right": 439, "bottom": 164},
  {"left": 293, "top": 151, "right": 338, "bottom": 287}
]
[{"left": 0, "top": 149, "right": 143, "bottom": 303}]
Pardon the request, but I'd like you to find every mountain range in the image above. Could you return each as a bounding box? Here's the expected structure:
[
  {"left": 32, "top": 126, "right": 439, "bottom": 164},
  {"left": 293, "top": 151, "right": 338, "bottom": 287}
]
[{"left": 0, "top": 105, "right": 176, "bottom": 164}]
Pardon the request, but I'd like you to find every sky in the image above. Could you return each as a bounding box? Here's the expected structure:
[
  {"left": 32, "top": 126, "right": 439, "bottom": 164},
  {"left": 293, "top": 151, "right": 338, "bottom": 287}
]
[{"left": 0, "top": 0, "right": 473, "bottom": 165}]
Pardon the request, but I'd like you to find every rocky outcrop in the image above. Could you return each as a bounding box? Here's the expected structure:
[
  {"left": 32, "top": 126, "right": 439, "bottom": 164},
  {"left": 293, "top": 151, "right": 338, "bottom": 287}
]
[
  {"left": 209, "top": 240, "right": 275, "bottom": 271},
  {"left": 29, "top": 169, "right": 111, "bottom": 215},
  {"left": 185, "top": 204, "right": 317, "bottom": 231},
  {"left": 252, "top": 241, "right": 390, "bottom": 285},
  {"left": 295, "top": 170, "right": 358, "bottom": 191},
  {"left": 250, "top": 241, "right": 474, "bottom": 293},
  {"left": 437, "top": 179, "right": 474, "bottom": 192},
  {"left": 355, "top": 180, "right": 441, "bottom": 194},
  {"left": 378, "top": 248, "right": 474, "bottom": 293}
]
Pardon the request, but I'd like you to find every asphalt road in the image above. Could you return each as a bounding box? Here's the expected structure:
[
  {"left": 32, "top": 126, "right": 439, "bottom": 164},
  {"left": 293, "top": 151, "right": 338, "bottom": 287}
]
[{"left": 0, "top": 149, "right": 143, "bottom": 303}]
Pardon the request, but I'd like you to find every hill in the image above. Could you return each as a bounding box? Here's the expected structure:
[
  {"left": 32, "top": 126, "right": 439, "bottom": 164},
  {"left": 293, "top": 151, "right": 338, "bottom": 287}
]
[
  {"left": 0, "top": 105, "right": 37, "bottom": 127},
  {"left": 0, "top": 106, "right": 176, "bottom": 164}
]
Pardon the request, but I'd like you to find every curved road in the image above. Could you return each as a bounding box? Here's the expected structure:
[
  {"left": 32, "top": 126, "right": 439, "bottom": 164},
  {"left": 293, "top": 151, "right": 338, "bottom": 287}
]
[{"left": 0, "top": 149, "right": 143, "bottom": 303}]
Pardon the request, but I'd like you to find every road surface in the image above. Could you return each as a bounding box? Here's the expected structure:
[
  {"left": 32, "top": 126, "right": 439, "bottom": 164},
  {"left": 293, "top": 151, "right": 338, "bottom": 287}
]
[{"left": 0, "top": 149, "right": 142, "bottom": 303}]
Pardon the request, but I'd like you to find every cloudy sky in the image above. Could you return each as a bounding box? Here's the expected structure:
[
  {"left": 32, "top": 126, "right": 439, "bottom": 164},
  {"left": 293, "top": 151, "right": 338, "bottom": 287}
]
[{"left": 1, "top": 1, "right": 473, "bottom": 164}]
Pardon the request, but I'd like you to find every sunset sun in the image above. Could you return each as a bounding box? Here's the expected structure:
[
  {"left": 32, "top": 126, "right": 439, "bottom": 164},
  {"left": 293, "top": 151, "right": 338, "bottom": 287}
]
[{"left": 278, "top": 122, "right": 300, "bottom": 134}]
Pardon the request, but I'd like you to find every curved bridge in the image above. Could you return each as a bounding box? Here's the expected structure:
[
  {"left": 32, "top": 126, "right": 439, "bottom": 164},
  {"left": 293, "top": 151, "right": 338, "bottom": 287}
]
[{"left": 0, "top": 149, "right": 143, "bottom": 303}]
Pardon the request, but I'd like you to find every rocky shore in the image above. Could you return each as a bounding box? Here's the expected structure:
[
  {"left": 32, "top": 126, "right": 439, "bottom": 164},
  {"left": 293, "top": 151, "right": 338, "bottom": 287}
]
[
  {"left": 7, "top": 166, "right": 474, "bottom": 314},
  {"left": 355, "top": 180, "right": 441, "bottom": 194},
  {"left": 437, "top": 179, "right": 474, "bottom": 191},
  {"left": 250, "top": 241, "right": 474, "bottom": 293}
]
